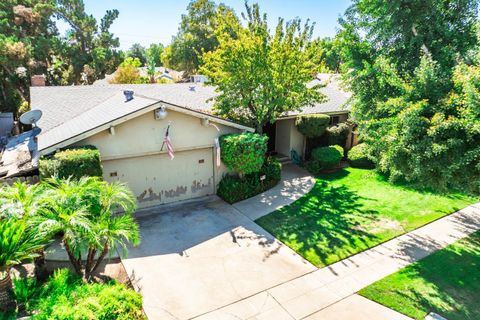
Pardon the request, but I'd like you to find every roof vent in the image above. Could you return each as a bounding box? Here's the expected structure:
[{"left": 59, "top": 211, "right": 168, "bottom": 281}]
[
  {"left": 189, "top": 86, "right": 196, "bottom": 92},
  {"left": 123, "top": 90, "right": 134, "bottom": 102}
]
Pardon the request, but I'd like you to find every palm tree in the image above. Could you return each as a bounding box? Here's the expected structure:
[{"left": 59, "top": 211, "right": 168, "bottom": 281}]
[
  {"left": 35, "top": 204, "right": 92, "bottom": 275},
  {"left": 0, "top": 218, "right": 45, "bottom": 311},
  {"left": 38, "top": 178, "right": 140, "bottom": 280},
  {"left": 0, "top": 182, "right": 50, "bottom": 280}
]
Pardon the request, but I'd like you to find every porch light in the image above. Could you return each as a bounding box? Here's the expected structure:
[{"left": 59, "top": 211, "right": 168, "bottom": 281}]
[{"left": 155, "top": 105, "right": 168, "bottom": 120}]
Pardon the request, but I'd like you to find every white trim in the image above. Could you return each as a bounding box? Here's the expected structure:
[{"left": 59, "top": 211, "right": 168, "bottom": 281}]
[{"left": 277, "top": 110, "right": 350, "bottom": 121}]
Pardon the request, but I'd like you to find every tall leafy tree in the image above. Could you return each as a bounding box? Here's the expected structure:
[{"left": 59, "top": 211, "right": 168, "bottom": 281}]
[
  {"left": 146, "top": 43, "right": 164, "bottom": 67},
  {"left": 0, "top": 0, "right": 56, "bottom": 113},
  {"left": 0, "top": 0, "right": 122, "bottom": 115},
  {"left": 162, "top": 0, "right": 238, "bottom": 74},
  {"left": 54, "top": 0, "right": 122, "bottom": 84},
  {"left": 201, "top": 3, "right": 324, "bottom": 133},
  {"left": 338, "top": 0, "right": 480, "bottom": 193},
  {"left": 126, "top": 43, "right": 147, "bottom": 65}
]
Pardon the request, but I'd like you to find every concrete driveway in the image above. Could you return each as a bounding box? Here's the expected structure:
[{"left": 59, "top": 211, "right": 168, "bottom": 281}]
[{"left": 122, "top": 197, "right": 315, "bottom": 320}]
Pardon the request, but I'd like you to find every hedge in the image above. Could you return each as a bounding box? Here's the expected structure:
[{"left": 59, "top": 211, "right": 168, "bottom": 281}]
[
  {"left": 306, "top": 145, "right": 343, "bottom": 174},
  {"left": 220, "top": 133, "right": 268, "bottom": 175},
  {"left": 295, "top": 114, "right": 331, "bottom": 138},
  {"left": 326, "top": 123, "right": 350, "bottom": 146},
  {"left": 217, "top": 157, "right": 282, "bottom": 204},
  {"left": 348, "top": 143, "right": 375, "bottom": 168},
  {"left": 39, "top": 145, "right": 103, "bottom": 180}
]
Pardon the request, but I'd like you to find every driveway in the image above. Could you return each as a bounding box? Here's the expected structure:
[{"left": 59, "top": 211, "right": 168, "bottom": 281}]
[{"left": 122, "top": 197, "right": 315, "bottom": 320}]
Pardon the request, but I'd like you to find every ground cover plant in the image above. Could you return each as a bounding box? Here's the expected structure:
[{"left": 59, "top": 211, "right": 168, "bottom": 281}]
[
  {"left": 359, "top": 231, "right": 480, "bottom": 320},
  {"left": 256, "top": 167, "right": 477, "bottom": 268},
  {"left": 2, "top": 268, "right": 145, "bottom": 320}
]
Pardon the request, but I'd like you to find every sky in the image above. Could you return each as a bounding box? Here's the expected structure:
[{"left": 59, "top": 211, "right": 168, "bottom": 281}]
[{"left": 57, "top": 0, "right": 352, "bottom": 50}]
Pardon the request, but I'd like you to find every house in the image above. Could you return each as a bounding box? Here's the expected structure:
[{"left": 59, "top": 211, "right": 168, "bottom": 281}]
[
  {"left": 31, "top": 83, "right": 251, "bottom": 208},
  {"left": 29, "top": 73, "right": 351, "bottom": 208},
  {"left": 267, "top": 73, "right": 353, "bottom": 159}
]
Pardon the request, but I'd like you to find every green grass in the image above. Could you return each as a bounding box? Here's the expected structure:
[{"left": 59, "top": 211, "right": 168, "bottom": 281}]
[
  {"left": 256, "top": 167, "right": 477, "bottom": 268},
  {"left": 359, "top": 231, "right": 480, "bottom": 320}
]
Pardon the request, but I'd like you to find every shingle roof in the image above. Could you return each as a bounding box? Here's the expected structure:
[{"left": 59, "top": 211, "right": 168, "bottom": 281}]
[
  {"left": 284, "top": 73, "right": 352, "bottom": 117},
  {"left": 30, "top": 74, "right": 350, "bottom": 152},
  {"left": 31, "top": 83, "right": 218, "bottom": 133},
  {"left": 31, "top": 83, "right": 221, "bottom": 152}
]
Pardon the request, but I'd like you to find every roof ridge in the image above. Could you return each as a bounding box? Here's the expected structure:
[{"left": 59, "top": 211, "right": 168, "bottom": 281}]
[{"left": 38, "top": 89, "right": 121, "bottom": 133}]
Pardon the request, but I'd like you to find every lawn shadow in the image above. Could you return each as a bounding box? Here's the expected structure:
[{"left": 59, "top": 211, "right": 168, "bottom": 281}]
[
  {"left": 258, "top": 176, "right": 381, "bottom": 267},
  {"left": 388, "top": 233, "right": 480, "bottom": 320}
]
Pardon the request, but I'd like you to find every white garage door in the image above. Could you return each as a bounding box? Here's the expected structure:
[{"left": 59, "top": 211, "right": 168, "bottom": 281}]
[{"left": 103, "top": 148, "right": 214, "bottom": 208}]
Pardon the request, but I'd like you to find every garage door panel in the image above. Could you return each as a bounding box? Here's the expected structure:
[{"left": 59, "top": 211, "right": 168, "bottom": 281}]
[{"left": 103, "top": 148, "right": 214, "bottom": 208}]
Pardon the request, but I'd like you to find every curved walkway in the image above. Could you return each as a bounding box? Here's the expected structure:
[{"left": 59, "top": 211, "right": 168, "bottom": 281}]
[{"left": 233, "top": 163, "right": 315, "bottom": 221}]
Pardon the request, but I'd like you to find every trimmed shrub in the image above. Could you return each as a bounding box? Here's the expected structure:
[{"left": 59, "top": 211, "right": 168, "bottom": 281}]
[
  {"left": 217, "top": 157, "right": 282, "bottom": 204},
  {"left": 348, "top": 143, "right": 375, "bottom": 168},
  {"left": 39, "top": 145, "right": 103, "bottom": 180},
  {"left": 325, "top": 122, "right": 350, "bottom": 147},
  {"left": 220, "top": 133, "right": 268, "bottom": 175},
  {"left": 307, "top": 145, "right": 343, "bottom": 174},
  {"left": 295, "top": 114, "right": 331, "bottom": 138}
]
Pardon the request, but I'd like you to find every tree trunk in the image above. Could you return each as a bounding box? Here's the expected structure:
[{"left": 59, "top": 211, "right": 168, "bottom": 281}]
[
  {"left": 88, "top": 243, "right": 109, "bottom": 279},
  {"left": 256, "top": 124, "right": 263, "bottom": 134},
  {"left": 85, "top": 248, "right": 96, "bottom": 276},
  {"left": 34, "top": 249, "right": 48, "bottom": 281},
  {"left": 0, "top": 268, "right": 15, "bottom": 312},
  {"left": 63, "top": 240, "right": 82, "bottom": 275}
]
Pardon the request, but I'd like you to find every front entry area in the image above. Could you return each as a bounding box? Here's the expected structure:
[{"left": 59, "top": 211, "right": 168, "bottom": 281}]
[{"left": 103, "top": 148, "right": 215, "bottom": 208}]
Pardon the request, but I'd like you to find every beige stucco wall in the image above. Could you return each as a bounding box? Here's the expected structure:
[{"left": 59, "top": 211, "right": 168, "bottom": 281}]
[
  {"left": 75, "top": 108, "right": 242, "bottom": 208},
  {"left": 275, "top": 112, "right": 350, "bottom": 159},
  {"left": 275, "top": 118, "right": 305, "bottom": 159}
]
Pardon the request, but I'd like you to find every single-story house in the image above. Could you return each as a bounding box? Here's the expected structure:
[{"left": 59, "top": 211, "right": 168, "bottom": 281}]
[
  {"left": 30, "top": 73, "right": 351, "bottom": 208},
  {"left": 267, "top": 73, "right": 352, "bottom": 159}
]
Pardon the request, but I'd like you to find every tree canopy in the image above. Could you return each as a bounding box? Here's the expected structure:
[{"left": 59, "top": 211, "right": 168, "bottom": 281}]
[
  {"left": 162, "top": 0, "right": 238, "bottom": 75},
  {"left": 338, "top": 0, "right": 480, "bottom": 193},
  {"left": 201, "top": 3, "right": 325, "bottom": 133},
  {"left": 0, "top": 0, "right": 122, "bottom": 115}
]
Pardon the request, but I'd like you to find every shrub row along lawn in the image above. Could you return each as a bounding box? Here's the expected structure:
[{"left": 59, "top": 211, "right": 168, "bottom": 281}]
[
  {"left": 359, "top": 231, "right": 480, "bottom": 320},
  {"left": 256, "top": 167, "right": 477, "bottom": 268}
]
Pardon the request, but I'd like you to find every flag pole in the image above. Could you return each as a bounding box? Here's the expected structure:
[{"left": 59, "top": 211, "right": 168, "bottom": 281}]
[{"left": 161, "top": 121, "right": 171, "bottom": 151}]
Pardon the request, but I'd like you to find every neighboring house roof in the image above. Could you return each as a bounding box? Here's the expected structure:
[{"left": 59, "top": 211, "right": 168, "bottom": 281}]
[
  {"left": 92, "top": 67, "right": 184, "bottom": 86},
  {"left": 0, "top": 129, "right": 39, "bottom": 178},
  {"left": 30, "top": 83, "right": 247, "bottom": 153}
]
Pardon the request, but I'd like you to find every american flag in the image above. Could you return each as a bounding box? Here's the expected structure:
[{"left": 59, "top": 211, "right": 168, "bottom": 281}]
[{"left": 162, "top": 124, "right": 175, "bottom": 160}]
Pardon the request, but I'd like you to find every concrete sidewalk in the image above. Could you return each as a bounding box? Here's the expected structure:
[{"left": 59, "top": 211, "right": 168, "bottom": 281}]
[
  {"left": 233, "top": 164, "right": 315, "bottom": 221},
  {"left": 195, "top": 203, "right": 480, "bottom": 319}
]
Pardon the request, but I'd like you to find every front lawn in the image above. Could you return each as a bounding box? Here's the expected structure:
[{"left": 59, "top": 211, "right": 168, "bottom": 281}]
[
  {"left": 359, "top": 231, "right": 480, "bottom": 320},
  {"left": 256, "top": 167, "right": 477, "bottom": 268}
]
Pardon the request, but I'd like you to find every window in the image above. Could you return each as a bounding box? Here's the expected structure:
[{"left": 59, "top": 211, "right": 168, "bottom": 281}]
[{"left": 330, "top": 116, "right": 340, "bottom": 125}]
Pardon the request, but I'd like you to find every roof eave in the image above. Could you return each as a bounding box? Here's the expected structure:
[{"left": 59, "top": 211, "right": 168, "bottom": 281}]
[{"left": 39, "top": 100, "right": 254, "bottom": 155}]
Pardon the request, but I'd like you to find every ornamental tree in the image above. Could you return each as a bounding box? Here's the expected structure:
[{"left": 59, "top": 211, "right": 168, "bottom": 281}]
[{"left": 201, "top": 3, "right": 325, "bottom": 133}]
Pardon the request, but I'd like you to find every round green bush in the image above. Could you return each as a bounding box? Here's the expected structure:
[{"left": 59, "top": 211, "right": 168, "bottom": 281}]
[
  {"left": 326, "top": 123, "right": 350, "bottom": 146},
  {"left": 220, "top": 133, "right": 268, "bottom": 175},
  {"left": 348, "top": 143, "right": 375, "bottom": 168},
  {"left": 295, "top": 114, "right": 331, "bottom": 138},
  {"left": 309, "top": 145, "right": 343, "bottom": 173}
]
